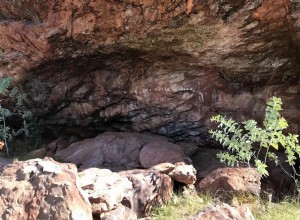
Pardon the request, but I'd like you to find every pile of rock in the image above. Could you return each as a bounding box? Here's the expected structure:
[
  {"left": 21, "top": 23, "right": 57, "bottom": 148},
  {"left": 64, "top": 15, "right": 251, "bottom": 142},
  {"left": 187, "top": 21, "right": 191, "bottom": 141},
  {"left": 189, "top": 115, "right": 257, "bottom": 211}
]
[
  {"left": 0, "top": 132, "right": 265, "bottom": 219},
  {"left": 0, "top": 157, "right": 196, "bottom": 219}
]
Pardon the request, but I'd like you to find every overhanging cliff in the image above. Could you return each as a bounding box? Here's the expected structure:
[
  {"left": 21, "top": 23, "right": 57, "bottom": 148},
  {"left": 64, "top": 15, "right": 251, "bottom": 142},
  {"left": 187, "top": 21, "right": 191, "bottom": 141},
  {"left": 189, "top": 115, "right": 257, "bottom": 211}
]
[{"left": 0, "top": 0, "right": 299, "bottom": 144}]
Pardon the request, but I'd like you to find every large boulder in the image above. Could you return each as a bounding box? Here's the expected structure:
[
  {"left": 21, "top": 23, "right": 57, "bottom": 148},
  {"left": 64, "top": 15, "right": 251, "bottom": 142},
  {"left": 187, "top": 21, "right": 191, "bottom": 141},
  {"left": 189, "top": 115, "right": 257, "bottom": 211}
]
[
  {"left": 77, "top": 166, "right": 173, "bottom": 219},
  {"left": 139, "top": 140, "right": 186, "bottom": 168},
  {"left": 78, "top": 168, "right": 133, "bottom": 215},
  {"left": 119, "top": 169, "right": 173, "bottom": 218},
  {"left": 197, "top": 166, "right": 261, "bottom": 197},
  {"left": 0, "top": 158, "right": 92, "bottom": 220},
  {"left": 55, "top": 132, "right": 186, "bottom": 171}
]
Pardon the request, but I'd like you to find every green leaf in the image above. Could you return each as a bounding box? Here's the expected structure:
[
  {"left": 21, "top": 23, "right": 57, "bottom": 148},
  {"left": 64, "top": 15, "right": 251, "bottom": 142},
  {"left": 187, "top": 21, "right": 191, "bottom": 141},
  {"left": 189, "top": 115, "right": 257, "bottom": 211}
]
[
  {"left": 0, "top": 77, "right": 13, "bottom": 95},
  {"left": 255, "top": 160, "right": 269, "bottom": 177}
]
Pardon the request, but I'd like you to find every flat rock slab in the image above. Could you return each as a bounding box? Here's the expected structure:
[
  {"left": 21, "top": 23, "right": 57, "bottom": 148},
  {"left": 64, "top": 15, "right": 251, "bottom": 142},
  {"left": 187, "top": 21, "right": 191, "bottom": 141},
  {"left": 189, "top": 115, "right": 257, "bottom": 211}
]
[{"left": 55, "top": 132, "right": 186, "bottom": 170}]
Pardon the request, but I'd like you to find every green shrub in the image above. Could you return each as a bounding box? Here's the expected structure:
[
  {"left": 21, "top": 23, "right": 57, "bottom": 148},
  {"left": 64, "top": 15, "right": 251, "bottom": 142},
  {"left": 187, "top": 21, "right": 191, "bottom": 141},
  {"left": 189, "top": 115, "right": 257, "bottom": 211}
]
[
  {"left": 0, "top": 77, "right": 32, "bottom": 156},
  {"left": 209, "top": 96, "right": 300, "bottom": 177}
]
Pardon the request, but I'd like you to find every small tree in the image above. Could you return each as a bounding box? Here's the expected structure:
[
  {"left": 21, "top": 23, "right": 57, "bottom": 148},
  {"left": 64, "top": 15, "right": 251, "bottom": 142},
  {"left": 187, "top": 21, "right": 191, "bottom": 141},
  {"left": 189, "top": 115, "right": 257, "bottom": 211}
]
[
  {"left": 0, "top": 77, "right": 32, "bottom": 156},
  {"left": 209, "top": 96, "right": 300, "bottom": 177}
]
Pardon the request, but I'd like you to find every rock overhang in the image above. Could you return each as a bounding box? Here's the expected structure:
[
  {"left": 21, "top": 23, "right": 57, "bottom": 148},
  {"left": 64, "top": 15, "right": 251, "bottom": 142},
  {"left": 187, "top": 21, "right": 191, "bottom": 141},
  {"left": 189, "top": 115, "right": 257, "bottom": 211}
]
[{"left": 0, "top": 0, "right": 299, "bottom": 143}]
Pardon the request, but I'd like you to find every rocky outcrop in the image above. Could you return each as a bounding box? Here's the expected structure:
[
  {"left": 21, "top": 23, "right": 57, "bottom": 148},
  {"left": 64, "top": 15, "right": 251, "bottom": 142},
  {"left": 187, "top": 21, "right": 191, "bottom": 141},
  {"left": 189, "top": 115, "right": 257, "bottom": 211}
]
[
  {"left": 0, "top": 158, "right": 92, "bottom": 220},
  {"left": 0, "top": 1, "right": 299, "bottom": 143}
]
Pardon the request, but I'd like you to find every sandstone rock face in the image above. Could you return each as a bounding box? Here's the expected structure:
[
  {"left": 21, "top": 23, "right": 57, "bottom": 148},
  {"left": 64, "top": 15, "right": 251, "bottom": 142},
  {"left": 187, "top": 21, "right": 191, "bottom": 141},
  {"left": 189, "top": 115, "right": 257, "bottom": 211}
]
[
  {"left": 0, "top": 158, "right": 92, "bottom": 220},
  {"left": 55, "top": 132, "right": 186, "bottom": 170},
  {"left": 197, "top": 166, "right": 261, "bottom": 197},
  {"left": 192, "top": 203, "right": 255, "bottom": 220},
  {"left": 0, "top": 1, "right": 299, "bottom": 143}
]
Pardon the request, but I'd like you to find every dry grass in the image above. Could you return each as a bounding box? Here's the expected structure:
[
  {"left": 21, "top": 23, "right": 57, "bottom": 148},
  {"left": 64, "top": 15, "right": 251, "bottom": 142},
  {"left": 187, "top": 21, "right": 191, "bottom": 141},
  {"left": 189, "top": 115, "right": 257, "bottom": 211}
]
[{"left": 152, "top": 192, "right": 300, "bottom": 220}]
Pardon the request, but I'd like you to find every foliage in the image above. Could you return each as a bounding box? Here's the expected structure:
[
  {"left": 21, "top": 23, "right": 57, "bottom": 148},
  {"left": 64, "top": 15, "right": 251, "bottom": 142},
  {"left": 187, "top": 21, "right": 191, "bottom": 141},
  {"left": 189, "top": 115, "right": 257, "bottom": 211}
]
[
  {"left": 209, "top": 96, "right": 300, "bottom": 177},
  {"left": 0, "top": 77, "right": 32, "bottom": 156}
]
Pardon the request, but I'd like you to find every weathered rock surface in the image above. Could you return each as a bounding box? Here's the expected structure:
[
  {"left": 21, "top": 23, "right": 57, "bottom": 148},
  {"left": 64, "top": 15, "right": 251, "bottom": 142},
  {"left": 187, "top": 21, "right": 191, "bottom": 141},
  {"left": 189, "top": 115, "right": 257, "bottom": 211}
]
[
  {"left": 55, "top": 132, "right": 186, "bottom": 170},
  {"left": 78, "top": 168, "right": 133, "bottom": 217},
  {"left": 148, "top": 162, "right": 197, "bottom": 184},
  {"left": 0, "top": 1, "right": 299, "bottom": 143},
  {"left": 77, "top": 166, "right": 173, "bottom": 219},
  {"left": 168, "top": 163, "right": 197, "bottom": 185},
  {"left": 139, "top": 139, "right": 186, "bottom": 168},
  {"left": 0, "top": 158, "right": 92, "bottom": 220},
  {"left": 119, "top": 169, "right": 173, "bottom": 218},
  {"left": 191, "top": 203, "right": 255, "bottom": 220},
  {"left": 197, "top": 166, "right": 261, "bottom": 197}
]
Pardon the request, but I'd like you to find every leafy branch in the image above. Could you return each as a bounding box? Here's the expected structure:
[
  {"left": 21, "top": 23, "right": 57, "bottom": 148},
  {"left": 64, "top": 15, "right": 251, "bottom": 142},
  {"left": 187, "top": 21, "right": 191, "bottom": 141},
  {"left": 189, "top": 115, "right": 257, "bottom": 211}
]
[
  {"left": 209, "top": 97, "right": 300, "bottom": 177},
  {"left": 0, "top": 77, "right": 32, "bottom": 156}
]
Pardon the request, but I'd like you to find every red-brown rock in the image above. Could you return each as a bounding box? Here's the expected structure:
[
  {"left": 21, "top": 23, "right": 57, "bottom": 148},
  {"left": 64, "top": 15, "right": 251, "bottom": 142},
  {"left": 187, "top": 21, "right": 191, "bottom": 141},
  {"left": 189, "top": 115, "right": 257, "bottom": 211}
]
[
  {"left": 139, "top": 140, "right": 186, "bottom": 168},
  {"left": 78, "top": 168, "right": 132, "bottom": 215},
  {"left": 0, "top": 158, "right": 92, "bottom": 220},
  {"left": 55, "top": 132, "right": 186, "bottom": 171},
  {"left": 197, "top": 166, "right": 261, "bottom": 197},
  {"left": 0, "top": 1, "right": 299, "bottom": 144}
]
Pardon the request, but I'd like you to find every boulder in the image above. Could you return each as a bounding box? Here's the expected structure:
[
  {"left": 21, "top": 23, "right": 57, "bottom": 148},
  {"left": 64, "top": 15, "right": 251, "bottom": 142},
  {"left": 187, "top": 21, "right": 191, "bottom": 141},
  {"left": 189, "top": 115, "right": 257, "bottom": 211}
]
[
  {"left": 21, "top": 147, "right": 47, "bottom": 160},
  {"left": 197, "top": 166, "right": 261, "bottom": 197},
  {"left": 168, "top": 163, "right": 197, "bottom": 185},
  {"left": 0, "top": 158, "right": 92, "bottom": 220},
  {"left": 55, "top": 132, "right": 186, "bottom": 171},
  {"left": 44, "top": 137, "right": 69, "bottom": 155},
  {"left": 139, "top": 140, "right": 186, "bottom": 168},
  {"left": 78, "top": 166, "right": 173, "bottom": 219},
  {"left": 78, "top": 168, "right": 132, "bottom": 214},
  {"left": 177, "top": 142, "right": 198, "bottom": 157},
  {"left": 119, "top": 169, "right": 173, "bottom": 218},
  {"left": 192, "top": 203, "right": 255, "bottom": 220}
]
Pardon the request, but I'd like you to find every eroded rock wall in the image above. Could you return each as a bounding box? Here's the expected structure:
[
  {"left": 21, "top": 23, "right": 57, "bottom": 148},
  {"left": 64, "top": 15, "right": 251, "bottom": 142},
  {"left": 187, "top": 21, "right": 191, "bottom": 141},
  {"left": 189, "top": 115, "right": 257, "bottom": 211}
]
[{"left": 0, "top": 0, "right": 299, "bottom": 143}]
